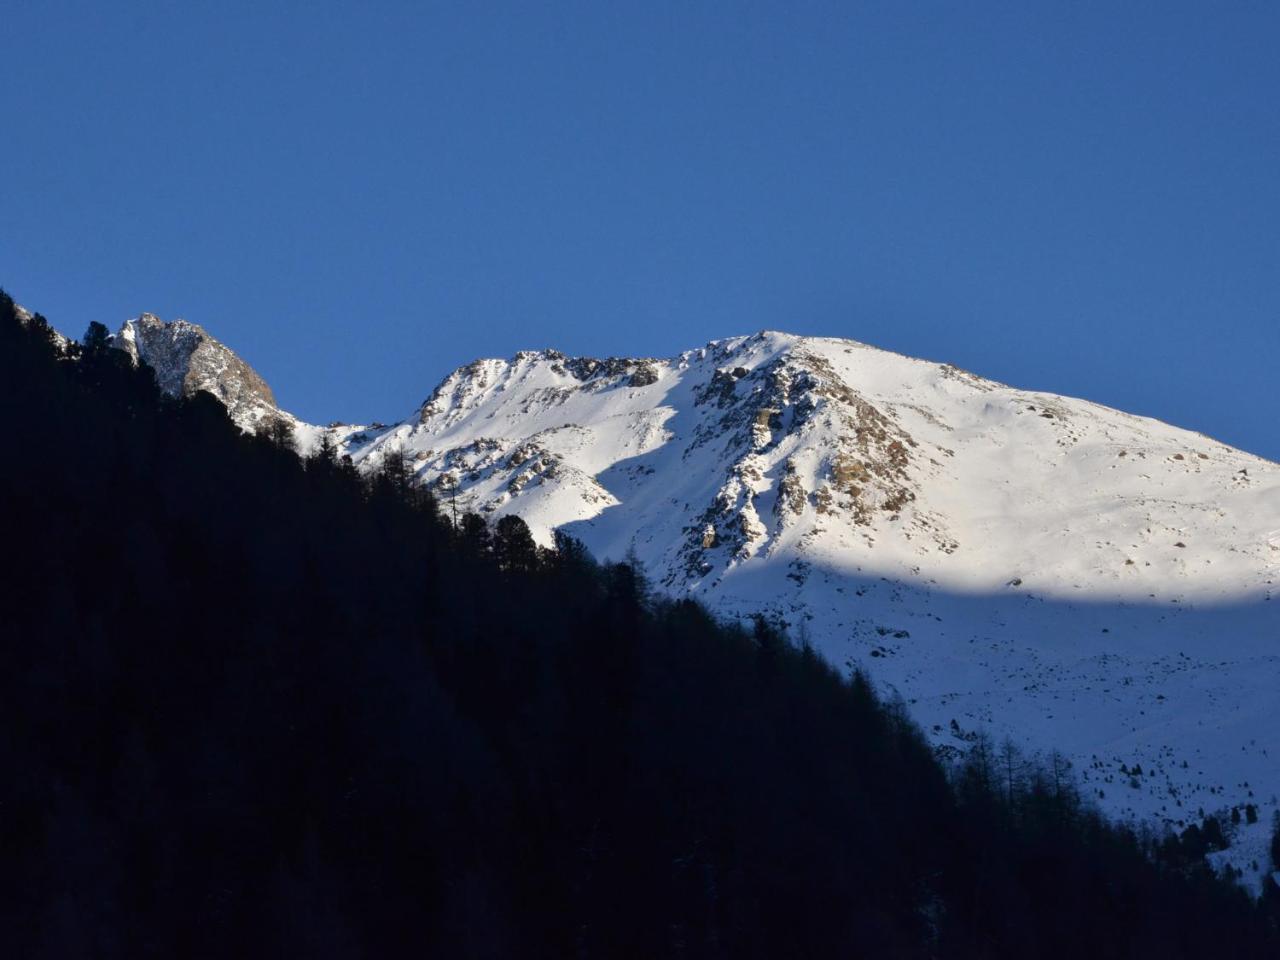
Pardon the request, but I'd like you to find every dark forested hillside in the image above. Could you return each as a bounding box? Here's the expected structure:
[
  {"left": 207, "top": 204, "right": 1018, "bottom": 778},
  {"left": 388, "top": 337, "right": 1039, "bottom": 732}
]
[{"left": 2, "top": 292, "right": 1277, "bottom": 958}]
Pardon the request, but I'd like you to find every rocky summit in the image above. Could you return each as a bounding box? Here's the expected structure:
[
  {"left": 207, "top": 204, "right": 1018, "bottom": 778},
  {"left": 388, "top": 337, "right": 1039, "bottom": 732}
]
[{"left": 110, "top": 314, "right": 280, "bottom": 433}]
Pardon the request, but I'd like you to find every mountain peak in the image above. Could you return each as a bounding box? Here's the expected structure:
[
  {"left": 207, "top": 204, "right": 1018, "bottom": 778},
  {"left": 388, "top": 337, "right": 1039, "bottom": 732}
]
[{"left": 110, "top": 314, "right": 279, "bottom": 432}]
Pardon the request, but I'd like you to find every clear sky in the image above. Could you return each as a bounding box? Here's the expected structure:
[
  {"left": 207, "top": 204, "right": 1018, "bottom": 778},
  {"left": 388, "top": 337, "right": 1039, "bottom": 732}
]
[{"left": 4, "top": 2, "right": 1277, "bottom": 458}]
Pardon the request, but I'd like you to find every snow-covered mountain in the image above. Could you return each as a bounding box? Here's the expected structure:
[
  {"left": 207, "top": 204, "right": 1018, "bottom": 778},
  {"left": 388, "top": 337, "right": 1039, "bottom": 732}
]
[{"left": 107, "top": 315, "right": 1280, "bottom": 885}]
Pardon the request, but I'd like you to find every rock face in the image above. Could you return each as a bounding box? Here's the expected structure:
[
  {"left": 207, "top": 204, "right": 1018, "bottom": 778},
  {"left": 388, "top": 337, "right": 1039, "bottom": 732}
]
[{"left": 111, "top": 314, "right": 280, "bottom": 432}]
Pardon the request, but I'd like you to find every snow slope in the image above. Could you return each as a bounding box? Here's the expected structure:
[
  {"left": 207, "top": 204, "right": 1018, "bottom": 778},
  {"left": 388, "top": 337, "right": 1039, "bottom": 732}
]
[{"left": 98, "top": 318, "right": 1280, "bottom": 885}]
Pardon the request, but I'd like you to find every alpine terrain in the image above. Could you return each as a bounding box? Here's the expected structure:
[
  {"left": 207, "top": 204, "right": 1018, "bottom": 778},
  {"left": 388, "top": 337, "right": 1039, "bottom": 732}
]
[{"left": 110, "top": 315, "right": 1280, "bottom": 887}]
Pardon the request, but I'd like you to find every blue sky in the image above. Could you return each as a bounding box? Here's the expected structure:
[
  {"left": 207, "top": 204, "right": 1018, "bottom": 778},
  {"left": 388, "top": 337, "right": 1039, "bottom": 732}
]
[{"left": 4, "top": 2, "right": 1277, "bottom": 458}]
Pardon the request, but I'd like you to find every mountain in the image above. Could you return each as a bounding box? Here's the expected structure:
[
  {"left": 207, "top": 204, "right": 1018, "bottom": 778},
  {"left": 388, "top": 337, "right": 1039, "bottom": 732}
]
[
  {"left": 109, "top": 314, "right": 282, "bottom": 432},
  {"left": 11, "top": 292, "right": 1279, "bottom": 956},
  {"left": 104, "top": 316, "right": 1280, "bottom": 885}
]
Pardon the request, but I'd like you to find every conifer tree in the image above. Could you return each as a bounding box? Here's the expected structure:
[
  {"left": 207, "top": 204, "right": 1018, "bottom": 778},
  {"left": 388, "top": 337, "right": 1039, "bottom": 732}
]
[
  {"left": 493, "top": 514, "right": 537, "bottom": 574},
  {"left": 458, "top": 511, "right": 492, "bottom": 558}
]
